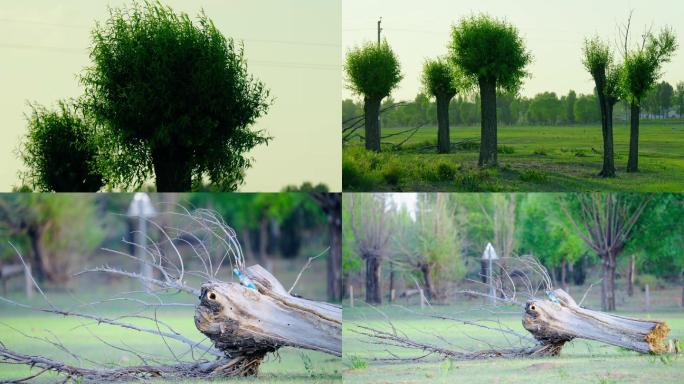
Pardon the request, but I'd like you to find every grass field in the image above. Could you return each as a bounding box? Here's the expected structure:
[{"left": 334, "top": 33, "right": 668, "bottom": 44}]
[
  {"left": 342, "top": 286, "right": 684, "bottom": 384},
  {"left": 342, "top": 122, "right": 684, "bottom": 191},
  {"left": 0, "top": 261, "right": 342, "bottom": 383}
]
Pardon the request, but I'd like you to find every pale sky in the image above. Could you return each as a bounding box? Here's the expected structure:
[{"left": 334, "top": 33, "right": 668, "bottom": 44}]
[
  {"left": 0, "top": 0, "right": 341, "bottom": 192},
  {"left": 343, "top": 0, "right": 684, "bottom": 101},
  {"left": 389, "top": 193, "right": 417, "bottom": 220}
]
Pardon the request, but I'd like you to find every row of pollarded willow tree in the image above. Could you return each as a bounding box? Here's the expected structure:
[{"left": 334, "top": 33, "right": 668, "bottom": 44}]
[{"left": 344, "top": 14, "right": 678, "bottom": 177}]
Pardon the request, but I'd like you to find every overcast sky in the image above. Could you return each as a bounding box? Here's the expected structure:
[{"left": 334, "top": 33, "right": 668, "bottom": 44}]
[
  {"left": 343, "top": 0, "right": 684, "bottom": 101},
  {"left": 0, "top": 0, "right": 341, "bottom": 191}
]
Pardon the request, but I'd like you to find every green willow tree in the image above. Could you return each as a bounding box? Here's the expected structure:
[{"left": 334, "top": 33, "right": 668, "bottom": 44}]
[
  {"left": 421, "top": 58, "right": 465, "bottom": 153},
  {"left": 345, "top": 40, "right": 402, "bottom": 152},
  {"left": 582, "top": 37, "right": 622, "bottom": 177},
  {"left": 622, "top": 28, "right": 677, "bottom": 172},
  {"left": 82, "top": 2, "right": 271, "bottom": 191},
  {"left": 20, "top": 101, "right": 103, "bottom": 192},
  {"left": 449, "top": 14, "right": 532, "bottom": 166}
]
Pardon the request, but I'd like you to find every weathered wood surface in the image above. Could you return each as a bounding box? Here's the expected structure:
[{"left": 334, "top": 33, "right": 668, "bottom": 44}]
[
  {"left": 523, "top": 289, "right": 669, "bottom": 354},
  {"left": 194, "top": 265, "right": 342, "bottom": 370}
]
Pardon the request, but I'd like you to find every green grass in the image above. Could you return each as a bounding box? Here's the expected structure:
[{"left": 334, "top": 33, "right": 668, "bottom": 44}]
[
  {"left": 343, "top": 122, "right": 684, "bottom": 191},
  {"left": 342, "top": 285, "right": 684, "bottom": 383},
  {"left": 343, "top": 308, "right": 684, "bottom": 383}
]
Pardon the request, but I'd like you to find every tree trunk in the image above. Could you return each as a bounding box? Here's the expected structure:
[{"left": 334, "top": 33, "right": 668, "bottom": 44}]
[
  {"left": 599, "top": 101, "right": 616, "bottom": 177},
  {"left": 524, "top": 289, "right": 669, "bottom": 354},
  {"left": 420, "top": 264, "right": 436, "bottom": 302},
  {"left": 327, "top": 206, "right": 342, "bottom": 302},
  {"left": 388, "top": 262, "right": 395, "bottom": 303},
  {"left": 152, "top": 146, "right": 192, "bottom": 192},
  {"left": 560, "top": 259, "right": 568, "bottom": 293},
  {"left": 627, "top": 254, "right": 635, "bottom": 297},
  {"left": 194, "top": 265, "right": 341, "bottom": 377},
  {"left": 26, "top": 226, "right": 45, "bottom": 283},
  {"left": 364, "top": 254, "right": 382, "bottom": 304},
  {"left": 258, "top": 217, "right": 272, "bottom": 271},
  {"left": 436, "top": 95, "right": 451, "bottom": 154},
  {"left": 601, "top": 251, "right": 616, "bottom": 311},
  {"left": 364, "top": 96, "right": 382, "bottom": 152},
  {"left": 627, "top": 102, "right": 640, "bottom": 172},
  {"left": 478, "top": 78, "right": 498, "bottom": 167}
]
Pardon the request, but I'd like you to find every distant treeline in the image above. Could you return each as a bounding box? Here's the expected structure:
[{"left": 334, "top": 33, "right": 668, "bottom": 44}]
[{"left": 343, "top": 80, "right": 684, "bottom": 127}]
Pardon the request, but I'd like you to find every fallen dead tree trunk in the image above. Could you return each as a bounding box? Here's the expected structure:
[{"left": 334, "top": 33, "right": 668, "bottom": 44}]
[
  {"left": 195, "top": 265, "right": 342, "bottom": 375},
  {"left": 523, "top": 288, "right": 668, "bottom": 354},
  {"left": 353, "top": 257, "right": 672, "bottom": 362}
]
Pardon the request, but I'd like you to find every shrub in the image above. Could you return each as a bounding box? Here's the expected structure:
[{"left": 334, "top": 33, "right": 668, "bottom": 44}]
[
  {"left": 436, "top": 162, "right": 457, "bottom": 181},
  {"left": 348, "top": 355, "right": 368, "bottom": 369},
  {"left": 519, "top": 169, "right": 548, "bottom": 183}
]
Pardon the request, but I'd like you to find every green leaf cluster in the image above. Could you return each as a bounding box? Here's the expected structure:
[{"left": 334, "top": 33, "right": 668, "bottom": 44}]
[{"left": 345, "top": 40, "right": 403, "bottom": 100}]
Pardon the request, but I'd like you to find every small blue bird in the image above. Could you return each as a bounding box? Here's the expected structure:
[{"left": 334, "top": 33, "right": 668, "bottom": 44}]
[
  {"left": 545, "top": 290, "right": 561, "bottom": 305},
  {"left": 233, "top": 268, "right": 256, "bottom": 290}
]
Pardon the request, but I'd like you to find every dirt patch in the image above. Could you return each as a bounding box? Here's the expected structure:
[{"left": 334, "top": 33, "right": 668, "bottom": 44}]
[{"left": 526, "top": 362, "right": 558, "bottom": 370}]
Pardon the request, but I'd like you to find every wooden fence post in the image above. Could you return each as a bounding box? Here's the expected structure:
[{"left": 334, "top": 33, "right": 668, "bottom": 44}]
[{"left": 349, "top": 285, "right": 354, "bottom": 308}]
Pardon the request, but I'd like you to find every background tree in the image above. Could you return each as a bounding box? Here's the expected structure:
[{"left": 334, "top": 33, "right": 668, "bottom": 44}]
[
  {"left": 421, "top": 58, "right": 463, "bottom": 153},
  {"left": 19, "top": 101, "right": 103, "bottom": 192},
  {"left": 622, "top": 28, "right": 677, "bottom": 172},
  {"left": 82, "top": 2, "right": 271, "bottom": 191},
  {"left": 394, "top": 194, "right": 463, "bottom": 301},
  {"left": 565, "top": 90, "right": 577, "bottom": 124},
  {"left": 345, "top": 40, "right": 402, "bottom": 152},
  {"left": 657, "top": 80, "right": 675, "bottom": 117},
  {"left": 0, "top": 195, "right": 104, "bottom": 284},
  {"left": 676, "top": 81, "right": 684, "bottom": 118},
  {"left": 582, "top": 37, "right": 621, "bottom": 177},
  {"left": 310, "top": 192, "right": 343, "bottom": 302},
  {"left": 449, "top": 14, "right": 532, "bottom": 167},
  {"left": 345, "top": 194, "right": 391, "bottom": 304},
  {"left": 561, "top": 193, "right": 650, "bottom": 311}
]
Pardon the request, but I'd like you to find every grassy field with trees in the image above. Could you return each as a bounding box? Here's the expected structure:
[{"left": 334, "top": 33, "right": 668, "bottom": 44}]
[
  {"left": 342, "top": 193, "right": 684, "bottom": 382},
  {"left": 342, "top": 12, "right": 683, "bottom": 192}
]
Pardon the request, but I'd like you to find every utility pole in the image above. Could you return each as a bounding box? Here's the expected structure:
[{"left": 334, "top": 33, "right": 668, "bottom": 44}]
[{"left": 377, "top": 17, "right": 382, "bottom": 45}]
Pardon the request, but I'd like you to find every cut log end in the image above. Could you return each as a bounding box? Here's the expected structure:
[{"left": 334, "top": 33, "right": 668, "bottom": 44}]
[{"left": 645, "top": 322, "right": 670, "bottom": 354}]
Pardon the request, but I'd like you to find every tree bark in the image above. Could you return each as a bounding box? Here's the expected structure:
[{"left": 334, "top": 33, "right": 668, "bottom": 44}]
[
  {"left": 601, "top": 251, "right": 617, "bottom": 311},
  {"left": 524, "top": 289, "right": 669, "bottom": 354},
  {"left": 627, "top": 102, "right": 640, "bottom": 172},
  {"left": 436, "top": 95, "right": 451, "bottom": 154},
  {"left": 478, "top": 78, "right": 498, "bottom": 167},
  {"left": 560, "top": 259, "right": 568, "bottom": 293},
  {"left": 152, "top": 146, "right": 192, "bottom": 192},
  {"left": 257, "top": 217, "right": 272, "bottom": 271},
  {"left": 599, "top": 101, "right": 616, "bottom": 177},
  {"left": 420, "top": 263, "right": 436, "bottom": 301},
  {"left": 364, "top": 96, "right": 382, "bottom": 152},
  {"left": 364, "top": 253, "right": 382, "bottom": 304},
  {"left": 327, "top": 203, "right": 343, "bottom": 302}
]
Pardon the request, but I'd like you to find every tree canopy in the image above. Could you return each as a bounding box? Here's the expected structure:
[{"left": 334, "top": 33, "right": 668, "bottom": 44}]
[
  {"left": 345, "top": 40, "right": 403, "bottom": 100},
  {"left": 421, "top": 58, "right": 464, "bottom": 99},
  {"left": 20, "top": 101, "right": 103, "bottom": 192},
  {"left": 449, "top": 14, "right": 531, "bottom": 92},
  {"left": 81, "top": 1, "right": 271, "bottom": 191}
]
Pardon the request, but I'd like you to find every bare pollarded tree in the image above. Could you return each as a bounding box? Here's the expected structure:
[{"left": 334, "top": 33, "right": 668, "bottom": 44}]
[
  {"left": 346, "top": 194, "right": 392, "bottom": 304},
  {"left": 560, "top": 193, "right": 651, "bottom": 311},
  {"left": 0, "top": 208, "right": 341, "bottom": 382}
]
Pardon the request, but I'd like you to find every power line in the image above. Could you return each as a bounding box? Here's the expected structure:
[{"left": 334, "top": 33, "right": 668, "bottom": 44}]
[
  {"left": 0, "top": 43, "right": 340, "bottom": 71},
  {"left": 0, "top": 17, "right": 340, "bottom": 48}
]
